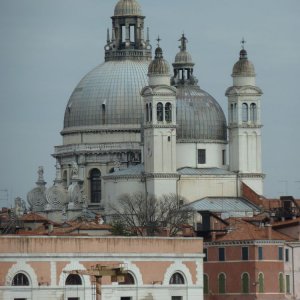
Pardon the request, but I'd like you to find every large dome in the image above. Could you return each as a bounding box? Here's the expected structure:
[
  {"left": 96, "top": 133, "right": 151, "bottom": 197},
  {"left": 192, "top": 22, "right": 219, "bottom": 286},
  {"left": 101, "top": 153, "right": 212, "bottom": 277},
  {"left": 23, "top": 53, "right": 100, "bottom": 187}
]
[
  {"left": 176, "top": 85, "right": 227, "bottom": 141},
  {"left": 64, "top": 60, "right": 149, "bottom": 129}
]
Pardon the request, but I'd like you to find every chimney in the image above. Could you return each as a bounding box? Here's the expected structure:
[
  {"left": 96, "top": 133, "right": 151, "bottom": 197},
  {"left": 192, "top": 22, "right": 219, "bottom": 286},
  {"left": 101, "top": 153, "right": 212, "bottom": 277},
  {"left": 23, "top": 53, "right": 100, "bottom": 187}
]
[{"left": 266, "top": 224, "right": 272, "bottom": 240}]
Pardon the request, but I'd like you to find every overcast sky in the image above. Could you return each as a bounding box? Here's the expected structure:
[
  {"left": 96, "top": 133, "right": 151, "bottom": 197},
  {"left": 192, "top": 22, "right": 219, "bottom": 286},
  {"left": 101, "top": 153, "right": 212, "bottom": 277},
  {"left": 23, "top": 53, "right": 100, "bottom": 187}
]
[{"left": 0, "top": 0, "right": 299, "bottom": 206}]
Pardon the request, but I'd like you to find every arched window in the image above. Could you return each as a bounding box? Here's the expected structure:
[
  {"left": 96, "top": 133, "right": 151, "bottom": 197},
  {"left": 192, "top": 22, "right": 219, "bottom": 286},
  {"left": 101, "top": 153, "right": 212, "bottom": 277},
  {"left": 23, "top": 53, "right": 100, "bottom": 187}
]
[
  {"left": 242, "top": 273, "right": 250, "bottom": 294},
  {"left": 242, "top": 103, "right": 248, "bottom": 122},
  {"left": 149, "top": 103, "right": 153, "bottom": 121},
  {"left": 169, "top": 272, "right": 185, "bottom": 284},
  {"left": 250, "top": 103, "right": 257, "bottom": 122},
  {"left": 234, "top": 103, "right": 237, "bottom": 122},
  {"left": 12, "top": 273, "right": 30, "bottom": 286},
  {"left": 146, "top": 103, "right": 149, "bottom": 122},
  {"left": 258, "top": 273, "right": 264, "bottom": 293},
  {"left": 157, "top": 102, "right": 163, "bottom": 122},
  {"left": 120, "top": 273, "right": 135, "bottom": 285},
  {"left": 218, "top": 273, "right": 226, "bottom": 294},
  {"left": 204, "top": 274, "right": 209, "bottom": 295},
  {"left": 90, "top": 169, "right": 101, "bottom": 203},
  {"left": 65, "top": 274, "right": 82, "bottom": 285},
  {"left": 279, "top": 273, "right": 285, "bottom": 293},
  {"left": 165, "top": 102, "right": 172, "bottom": 122}
]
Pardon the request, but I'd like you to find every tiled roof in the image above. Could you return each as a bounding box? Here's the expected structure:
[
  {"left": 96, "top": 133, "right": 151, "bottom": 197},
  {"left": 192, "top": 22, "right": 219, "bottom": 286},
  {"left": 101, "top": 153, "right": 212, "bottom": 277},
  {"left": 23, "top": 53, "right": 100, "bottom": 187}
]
[
  {"left": 104, "top": 164, "right": 144, "bottom": 177},
  {"left": 20, "top": 213, "right": 56, "bottom": 223},
  {"left": 272, "top": 217, "right": 300, "bottom": 228},
  {"left": 215, "top": 218, "right": 294, "bottom": 242},
  {"left": 24, "top": 220, "right": 112, "bottom": 236},
  {"left": 178, "top": 167, "right": 235, "bottom": 176}
]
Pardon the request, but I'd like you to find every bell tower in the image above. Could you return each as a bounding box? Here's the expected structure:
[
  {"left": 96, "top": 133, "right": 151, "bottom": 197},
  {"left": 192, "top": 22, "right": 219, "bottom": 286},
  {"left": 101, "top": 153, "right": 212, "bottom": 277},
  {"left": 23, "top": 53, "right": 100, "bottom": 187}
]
[
  {"left": 226, "top": 41, "right": 264, "bottom": 195},
  {"left": 141, "top": 40, "right": 178, "bottom": 197}
]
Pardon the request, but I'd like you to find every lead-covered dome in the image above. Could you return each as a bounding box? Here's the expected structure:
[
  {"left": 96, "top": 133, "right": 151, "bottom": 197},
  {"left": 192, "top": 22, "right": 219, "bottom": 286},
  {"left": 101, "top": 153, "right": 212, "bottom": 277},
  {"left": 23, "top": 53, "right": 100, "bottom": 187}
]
[
  {"left": 148, "top": 46, "right": 170, "bottom": 76},
  {"left": 232, "top": 49, "right": 255, "bottom": 77},
  {"left": 114, "top": 0, "right": 142, "bottom": 16},
  {"left": 176, "top": 86, "right": 227, "bottom": 141},
  {"left": 64, "top": 60, "right": 149, "bottom": 129}
]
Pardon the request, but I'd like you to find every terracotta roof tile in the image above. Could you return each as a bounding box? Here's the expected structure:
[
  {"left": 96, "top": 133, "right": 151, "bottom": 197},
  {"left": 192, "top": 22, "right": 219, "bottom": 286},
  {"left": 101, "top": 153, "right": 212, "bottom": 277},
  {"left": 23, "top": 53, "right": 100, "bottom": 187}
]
[{"left": 215, "top": 218, "right": 294, "bottom": 242}]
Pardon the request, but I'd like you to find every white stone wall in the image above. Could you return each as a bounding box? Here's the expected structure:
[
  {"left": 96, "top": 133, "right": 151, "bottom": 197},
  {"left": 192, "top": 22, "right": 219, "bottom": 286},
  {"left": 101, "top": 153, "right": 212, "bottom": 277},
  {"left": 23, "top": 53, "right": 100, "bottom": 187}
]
[
  {"left": 176, "top": 143, "right": 227, "bottom": 169},
  {"left": 178, "top": 175, "right": 237, "bottom": 202}
]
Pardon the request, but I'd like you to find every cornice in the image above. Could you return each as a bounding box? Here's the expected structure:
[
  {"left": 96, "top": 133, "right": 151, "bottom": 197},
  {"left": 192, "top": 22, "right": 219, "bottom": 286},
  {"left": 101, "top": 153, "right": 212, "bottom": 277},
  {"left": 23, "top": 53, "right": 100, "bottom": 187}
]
[
  {"left": 177, "top": 139, "right": 228, "bottom": 144},
  {"left": 205, "top": 239, "right": 285, "bottom": 247},
  {"left": 61, "top": 125, "right": 141, "bottom": 136},
  {"left": 228, "top": 124, "right": 263, "bottom": 129},
  {"left": 239, "top": 173, "right": 266, "bottom": 179},
  {"left": 143, "top": 124, "right": 177, "bottom": 129}
]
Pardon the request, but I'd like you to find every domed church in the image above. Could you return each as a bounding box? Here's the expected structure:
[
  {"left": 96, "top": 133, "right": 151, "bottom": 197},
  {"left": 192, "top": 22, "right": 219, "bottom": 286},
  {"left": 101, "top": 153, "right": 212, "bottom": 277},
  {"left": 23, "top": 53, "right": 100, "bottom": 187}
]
[{"left": 27, "top": 0, "right": 264, "bottom": 221}]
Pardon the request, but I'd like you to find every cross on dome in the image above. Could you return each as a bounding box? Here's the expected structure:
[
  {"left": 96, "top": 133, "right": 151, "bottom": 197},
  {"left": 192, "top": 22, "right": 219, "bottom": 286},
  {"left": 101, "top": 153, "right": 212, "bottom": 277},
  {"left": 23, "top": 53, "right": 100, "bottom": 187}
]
[{"left": 241, "top": 37, "right": 246, "bottom": 50}]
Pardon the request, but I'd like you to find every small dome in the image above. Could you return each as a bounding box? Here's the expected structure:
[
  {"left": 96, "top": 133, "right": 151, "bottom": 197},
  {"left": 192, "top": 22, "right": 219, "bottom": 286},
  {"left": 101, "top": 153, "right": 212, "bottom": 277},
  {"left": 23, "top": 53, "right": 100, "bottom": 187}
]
[
  {"left": 114, "top": 0, "right": 142, "bottom": 16},
  {"left": 148, "top": 46, "right": 170, "bottom": 76},
  {"left": 232, "top": 49, "right": 255, "bottom": 77},
  {"left": 175, "top": 51, "right": 193, "bottom": 64},
  {"left": 174, "top": 34, "right": 194, "bottom": 65}
]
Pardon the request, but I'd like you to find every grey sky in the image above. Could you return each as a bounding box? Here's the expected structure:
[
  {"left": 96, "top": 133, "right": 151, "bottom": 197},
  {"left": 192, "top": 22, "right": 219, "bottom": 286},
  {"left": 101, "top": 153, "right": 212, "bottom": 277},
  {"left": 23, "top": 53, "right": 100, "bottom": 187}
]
[{"left": 0, "top": 0, "right": 299, "bottom": 206}]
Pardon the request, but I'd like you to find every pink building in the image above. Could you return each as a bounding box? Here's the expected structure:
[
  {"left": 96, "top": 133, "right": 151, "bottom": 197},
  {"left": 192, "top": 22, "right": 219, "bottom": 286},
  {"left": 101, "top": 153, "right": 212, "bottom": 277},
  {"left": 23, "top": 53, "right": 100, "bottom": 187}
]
[
  {"left": 203, "top": 218, "right": 293, "bottom": 300},
  {"left": 0, "top": 236, "right": 204, "bottom": 300}
]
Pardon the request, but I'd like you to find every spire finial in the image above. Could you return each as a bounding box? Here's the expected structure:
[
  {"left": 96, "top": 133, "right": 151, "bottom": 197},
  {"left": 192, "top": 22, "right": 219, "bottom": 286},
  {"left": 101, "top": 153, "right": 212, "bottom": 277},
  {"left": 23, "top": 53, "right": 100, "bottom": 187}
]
[
  {"left": 107, "top": 28, "right": 110, "bottom": 43},
  {"left": 156, "top": 35, "right": 161, "bottom": 47},
  {"left": 241, "top": 37, "right": 246, "bottom": 50},
  {"left": 179, "top": 33, "right": 188, "bottom": 51}
]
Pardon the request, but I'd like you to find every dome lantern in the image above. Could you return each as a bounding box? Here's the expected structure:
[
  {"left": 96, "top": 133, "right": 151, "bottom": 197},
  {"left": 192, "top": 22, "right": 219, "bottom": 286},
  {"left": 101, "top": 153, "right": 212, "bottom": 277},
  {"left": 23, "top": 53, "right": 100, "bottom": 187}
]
[
  {"left": 105, "top": 0, "right": 152, "bottom": 61},
  {"left": 171, "top": 34, "right": 197, "bottom": 86}
]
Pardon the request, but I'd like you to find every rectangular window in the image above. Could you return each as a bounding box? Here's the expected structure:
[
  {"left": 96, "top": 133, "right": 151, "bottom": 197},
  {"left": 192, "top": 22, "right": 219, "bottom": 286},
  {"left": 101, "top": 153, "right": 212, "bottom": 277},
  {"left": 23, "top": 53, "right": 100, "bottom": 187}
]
[
  {"left": 122, "top": 26, "right": 126, "bottom": 42},
  {"left": 286, "top": 275, "right": 291, "bottom": 294},
  {"left": 222, "top": 149, "right": 226, "bottom": 165},
  {"left": 285, "top": 248, "right": 289, "bottom": 262},
  {"left": 219, "top": 247, "right": 225, "bottom": 261},
  {"left": 130, "top": 25, "right": 135, "bottom": 42},
  {"left": 68, "top": 298, "right": 79, "bottom": 300},
  {"left": 204, "top": 248, "right": 208, "bottom": 262},
  {"left": 278, "top": 247, "right": 283, "bottom": 260},
  {"left": 242, "top": 247, "right": 249, "bottom": 260},
  {"left": 258, "top": 246, "right": 263, "bottom": 260},
  {"left": 120, "top": 298, "right": 132, "bottom": 300},
  {"left": 171, "top": 297, "right": 182, "bottom": 300},
  {"left": 198, "top": 149, "right": 206, "bottom": 164}
]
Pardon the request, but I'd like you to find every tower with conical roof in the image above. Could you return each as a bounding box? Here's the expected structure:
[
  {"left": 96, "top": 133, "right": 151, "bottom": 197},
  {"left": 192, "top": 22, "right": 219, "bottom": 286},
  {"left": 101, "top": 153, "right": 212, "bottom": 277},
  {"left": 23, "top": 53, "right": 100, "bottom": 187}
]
[
  {"left": 141, "top": 41, "right": 178, "bottom": 197},
  {"left": 226, "top": 44, "right": 264, "bottom": 195}
]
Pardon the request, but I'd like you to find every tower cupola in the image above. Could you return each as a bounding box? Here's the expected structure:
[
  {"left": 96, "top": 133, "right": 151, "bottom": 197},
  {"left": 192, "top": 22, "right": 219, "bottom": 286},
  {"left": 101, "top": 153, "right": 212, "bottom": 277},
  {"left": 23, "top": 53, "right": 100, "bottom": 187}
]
[
  {"left": 148, "top": 39, "right": 171, "bottom": 86},
  {"left": 232, "top": 41, "right": 256, "bottom": 86}
]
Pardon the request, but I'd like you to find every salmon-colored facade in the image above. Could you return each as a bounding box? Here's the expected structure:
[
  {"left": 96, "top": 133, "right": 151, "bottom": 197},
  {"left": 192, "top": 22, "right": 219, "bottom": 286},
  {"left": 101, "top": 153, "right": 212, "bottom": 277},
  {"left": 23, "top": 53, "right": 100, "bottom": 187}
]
[{"left": 0, "top": 236, "right": 204, "bottom": 300}]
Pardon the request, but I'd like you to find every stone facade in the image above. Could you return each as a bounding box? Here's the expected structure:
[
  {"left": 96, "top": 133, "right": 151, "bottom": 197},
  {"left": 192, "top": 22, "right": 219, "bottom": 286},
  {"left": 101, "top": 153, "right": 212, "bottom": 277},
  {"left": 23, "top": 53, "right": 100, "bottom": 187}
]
[{"left": 0, "top": 236, "right": 204, "bottom": 300}]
